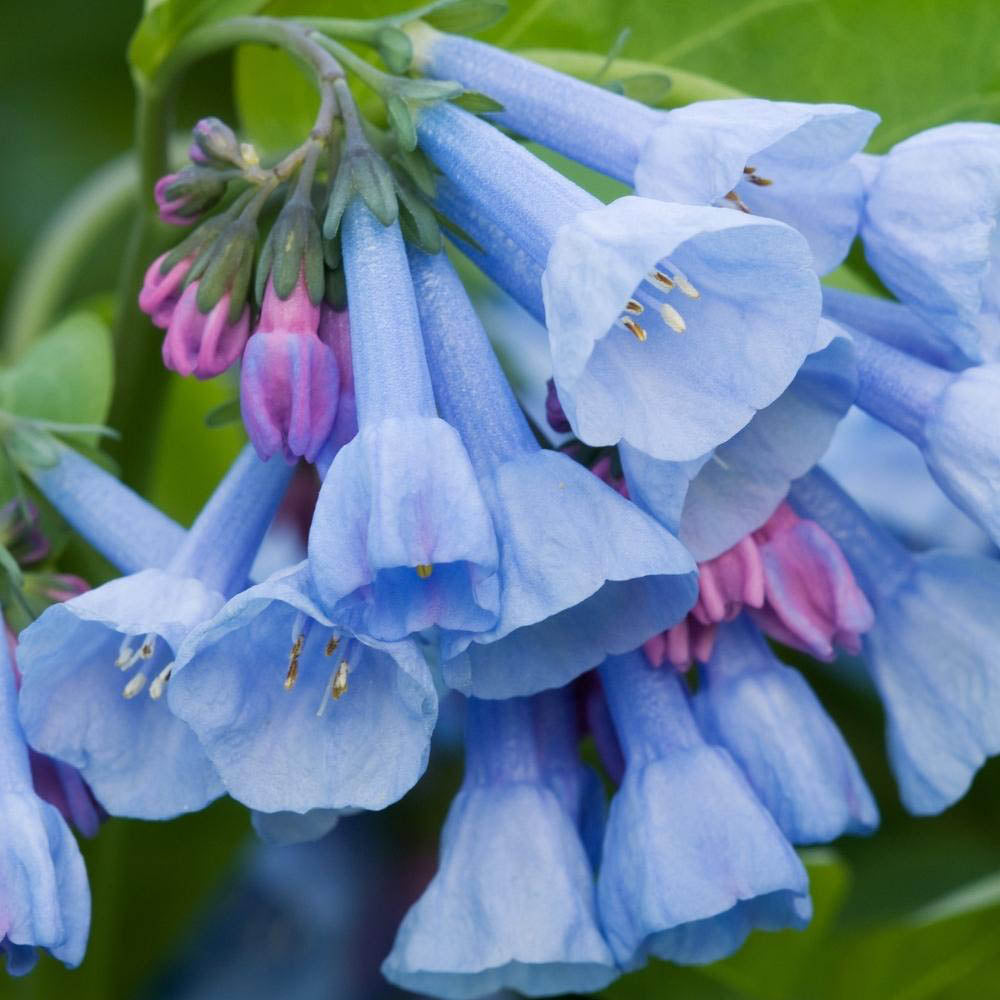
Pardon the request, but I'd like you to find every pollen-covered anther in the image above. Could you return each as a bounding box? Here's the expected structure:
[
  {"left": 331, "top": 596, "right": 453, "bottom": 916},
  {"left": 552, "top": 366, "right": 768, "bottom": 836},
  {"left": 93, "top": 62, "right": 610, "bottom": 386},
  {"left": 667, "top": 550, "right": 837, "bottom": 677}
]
[
  {"left": 149, "top": 663, "right": 174, "bottom": 700},
  {"left": 325, "top": 635, "right": 340, "bottom": 657},
  {"left": 744, "top": 165, "right": 773, "bottom": 187},
  {"left": 115, "top": 636, "right": 135, "bottom": 669},
  {"left": 139, "top": 634, "right": 156, "bottom": 659},
  {"left": 122, "top": 672, "right": 148, "bottom": 699},
  {"left": 284, "top": 635, "right": 304, "bottom": 691},
  {"left": 622, "top": 317, "right": 648, "bottom": 341},
  {"left": 660, "top": 303, "right": 687, "bottom": 334},
  {"left": 625, "top": 299, "right": 644, "bottom": 315},
  {"left": 332, "top": 660, "right": 349, "bottom": 700},
  {"left": 725, "top": 190, "right": 752, "bottom": 213},
  {"left": 649, "top": 269, "right": 675, "bottom": 291},
  {"left": 416, "top": 563, "right": 434, "bottom": 579},
  {"left": 673, "top": 273, "right": 700, "bottom": 299}
]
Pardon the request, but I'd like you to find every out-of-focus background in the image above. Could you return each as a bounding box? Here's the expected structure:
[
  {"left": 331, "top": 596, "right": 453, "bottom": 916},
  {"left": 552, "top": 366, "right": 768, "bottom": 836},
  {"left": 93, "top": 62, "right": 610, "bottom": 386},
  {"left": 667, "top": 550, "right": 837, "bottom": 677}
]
[{"left": 1, "top": 1, "right": 999, "bottom": 998}]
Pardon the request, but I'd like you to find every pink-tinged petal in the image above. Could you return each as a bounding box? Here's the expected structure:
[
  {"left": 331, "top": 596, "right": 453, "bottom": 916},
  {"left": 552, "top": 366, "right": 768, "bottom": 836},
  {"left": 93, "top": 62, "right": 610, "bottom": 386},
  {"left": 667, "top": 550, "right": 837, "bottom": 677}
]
[
  {"left": 161, "top": 285, "right": 249, "bottom": 379},
  {"left": 138, "top": 253, "right": 194, "bottom": 329}
]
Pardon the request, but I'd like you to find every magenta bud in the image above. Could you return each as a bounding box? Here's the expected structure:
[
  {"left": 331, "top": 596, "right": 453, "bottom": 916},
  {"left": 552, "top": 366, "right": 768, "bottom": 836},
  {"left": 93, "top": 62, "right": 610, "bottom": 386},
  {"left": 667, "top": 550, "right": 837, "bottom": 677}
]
[
  {"left": 162, "top": 282, "right": 250, "bottom": 379},
  {"left": 191, "top": 117, "right": 243, "bottom": 168},
  {"left": 139, "top": 252, "right": 195, "bottom": 329},
  {"left": 154, "top": 169, "right": 226, "bottom": 226},
  {"left": 240, "top": 278, "right": 338, "bottom": 463}
]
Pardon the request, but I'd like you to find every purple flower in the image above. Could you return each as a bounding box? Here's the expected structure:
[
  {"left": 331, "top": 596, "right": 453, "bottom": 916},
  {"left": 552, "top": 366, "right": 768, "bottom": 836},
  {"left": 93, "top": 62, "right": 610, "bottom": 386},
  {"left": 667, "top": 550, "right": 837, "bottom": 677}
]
[
  {"left": 240, "top": 273, "right": 340, "bottom": 463},
  {"left": 138, "top": 252, "right": 195, "bottom": 329},
  {"left": 161, "top": 282, "right": 250, "bottom": 379}
]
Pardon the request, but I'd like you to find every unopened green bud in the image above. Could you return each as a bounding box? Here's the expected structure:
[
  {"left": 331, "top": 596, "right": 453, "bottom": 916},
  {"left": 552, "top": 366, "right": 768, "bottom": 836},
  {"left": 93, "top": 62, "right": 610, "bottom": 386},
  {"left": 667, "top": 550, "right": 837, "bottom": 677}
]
[{"left": 190, "top": 117, "right": 244, "bottom": 168}]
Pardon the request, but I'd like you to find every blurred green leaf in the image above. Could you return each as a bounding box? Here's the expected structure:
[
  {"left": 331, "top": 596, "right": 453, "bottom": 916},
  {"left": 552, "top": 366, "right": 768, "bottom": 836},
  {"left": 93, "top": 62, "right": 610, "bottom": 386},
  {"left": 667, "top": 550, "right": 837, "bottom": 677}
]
[
  {"left": 0, "top": 312, "right": 113, "bottom": 441},
  {"left": 129, "top": 0, "right": 269, "bottom": 81},
  {"left": 423, "top": 0, "right": 510, "bottom": 35}
]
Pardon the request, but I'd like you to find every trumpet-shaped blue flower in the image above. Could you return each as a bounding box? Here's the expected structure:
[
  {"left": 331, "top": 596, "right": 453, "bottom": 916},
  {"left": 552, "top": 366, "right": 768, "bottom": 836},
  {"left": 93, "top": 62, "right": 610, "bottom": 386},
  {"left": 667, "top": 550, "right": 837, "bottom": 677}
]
[
  {"left": 417, "top": 102, "right": 821, "bottom": 462},
  {"left": 382, "top": 691, "right": 618, "bottom": 999},
  {"left": 621, "top": 317, "right": 856, "bottom": 561},
  {"left": 693, "top": 615, "right": 878, "bottom": 844},
  {"left": 308, "top": 200, "right": 498, "bottom": 641},
  {"left": 167, "top": 561, "right": 436, "bottom": 816},
  {"left": 18, "top": 446, "right": 292, "bottom": 819},
  {"left": 0, "top": 625, "right": 90, "bottom": 975},
  {"left": 408, "top": 28, "right": 877, "bottom": 273},
  {"left": 822, "top": 287, "right": 971, "bottom": 371},
  {"left": 409, "top": 248, "right": 697, "bottom": 698},
  {"left": 596, "top": 651, "right": 810, "bottom": 968},
  {"left": 25, "top": 441, "right": 185, "bottom": 573},
  {"left": 859, "top": 123, "right": 1000, "bottom": 363},
  {"left": 845, "top": 325, "right": 1000, "bottom": 548},
  {"left": 790, "top": 468, "right": 1000, "bottom": 814}
]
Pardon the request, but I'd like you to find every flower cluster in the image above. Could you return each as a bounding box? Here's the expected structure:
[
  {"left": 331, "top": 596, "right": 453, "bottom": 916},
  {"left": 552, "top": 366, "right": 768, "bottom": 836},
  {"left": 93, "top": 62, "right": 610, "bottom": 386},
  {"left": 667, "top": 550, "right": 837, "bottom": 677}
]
[{"left": 6, "top": 4, "right": 1000, "bottom": 994}]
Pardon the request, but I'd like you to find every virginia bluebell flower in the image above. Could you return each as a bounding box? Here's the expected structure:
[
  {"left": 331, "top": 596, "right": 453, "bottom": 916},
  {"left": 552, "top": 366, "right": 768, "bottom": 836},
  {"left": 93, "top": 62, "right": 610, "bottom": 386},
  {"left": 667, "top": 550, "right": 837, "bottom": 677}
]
[
  {"left": 416, "top": 101, "right": 821, "bottom": 462},
  {"left": 790, "top": 468, "right": 1000, "bottom": 814},
  {"left": 408, "top": 247, "right": 696, "bottom": 698},
  {"left": 407, "top": 26, "right": 878, "bottom": 273},
  {"left": 845, "top": 325, "right": 1000, "bottom": 549},
  {"left": 858, "top": 123, "right": 1000, "bottom": 363},
  {"left": 596, "top": 650, "right": 810, "bottom": 967},
  {"left": 822, "top": 407, "right": 993, "bottom": 553},
  {"left": 24, "top": 440, "right": 185, "bottom": 573},
  {"left": 17, "top": 446, "right": 293, "bottom": 818},
  {"left": 0, "top": 623, "right": 90, "bottom": 975},
  {"left": 307, "top": 199, "right": 499, "bottom": 641},
  {"left": 822, "top": 287, "right": 971, "bottom": 371},
  {"left": 240, "top": 271, "right": 340, "bottom": 464},
  {"left": 167, "top": 561, "right": 437, "bottom": 815},
  {"left": 383, "top": 690, "right": 618, "bottom": 998},
  {"left": 692, "top": 615, "right": 878, "bottom": 844},
  {"left": 620, "top": 317, "right": 857, "bottom": 562}
]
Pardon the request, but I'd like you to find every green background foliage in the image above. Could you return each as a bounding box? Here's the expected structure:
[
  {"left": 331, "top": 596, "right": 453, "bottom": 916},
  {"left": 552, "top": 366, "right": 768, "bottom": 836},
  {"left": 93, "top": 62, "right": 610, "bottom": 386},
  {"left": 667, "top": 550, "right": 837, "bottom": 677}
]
[{"left": 0, "top": 0, "right": 999, "bottom": 997}]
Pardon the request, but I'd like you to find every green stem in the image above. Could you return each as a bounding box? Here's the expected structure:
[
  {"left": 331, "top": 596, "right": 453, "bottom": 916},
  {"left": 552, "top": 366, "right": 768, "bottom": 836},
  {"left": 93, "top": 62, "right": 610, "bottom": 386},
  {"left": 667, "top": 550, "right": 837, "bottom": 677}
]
[
  {"left": 517, "top": 48, "right": 747, "bottom": 104},
  {"left": 0, "top": 155, "right": 138, "bottom": 360},
  {"left": 108, "top": 16, "right": 343, "bottom": 490}
]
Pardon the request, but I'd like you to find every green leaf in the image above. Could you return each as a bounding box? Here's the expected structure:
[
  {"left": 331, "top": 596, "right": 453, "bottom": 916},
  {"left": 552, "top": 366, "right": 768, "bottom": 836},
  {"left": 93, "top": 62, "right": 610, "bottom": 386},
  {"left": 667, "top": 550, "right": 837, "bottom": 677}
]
[
  {"left": 422, "top": 0, "right": 510, "bottom": 35},
  {"left": 129, "top": 0, "right": 269, "bottom": 81},
  {"left": 204, "top": 398, "right": 242, "bottom": 427},
  {"left": 619, "top": 71, "right": 674, "bottom": 104},
  {"left": 0, "top": 311, "right": 113, "bottom": 445},
  {"left": 450, "top": 90, "right": 506, "bottom": 113}
]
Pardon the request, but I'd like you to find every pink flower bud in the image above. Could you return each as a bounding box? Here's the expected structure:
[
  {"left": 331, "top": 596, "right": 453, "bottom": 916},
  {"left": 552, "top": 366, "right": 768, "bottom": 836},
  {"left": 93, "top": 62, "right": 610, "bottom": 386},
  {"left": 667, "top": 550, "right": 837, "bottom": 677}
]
[
  {"left": 139, "top": 252, "right": 196, "bottom": 329},
  {"left": 162, "top": 282, "right": 250, "bottom": 379},
  {"left": 240, "top": 276, "right": 339, "bottom": 463}
]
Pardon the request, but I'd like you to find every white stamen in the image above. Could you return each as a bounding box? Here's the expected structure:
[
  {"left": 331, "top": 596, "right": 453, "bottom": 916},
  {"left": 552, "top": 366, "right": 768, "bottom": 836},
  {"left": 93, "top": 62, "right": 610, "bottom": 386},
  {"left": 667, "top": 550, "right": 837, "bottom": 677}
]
[
  {"left": 660, "top": 303, "right": 687, "bottom": 333},
  {"left": 673, "top": 273, "right": 700, "bottom": 299},
  {"left": 712, "top": 453, "right": 732, "bottom": 471},
  {"left": 115, "top": 634, "right": 135, "bottom": 669},
  {"left": 123, "top": 672, "right": 148, "bottom": 699},
  {"left": 149, "top": 663, "right": 174, "bottom": 700},
  {"left": 139, "top": 634, "right": 156, "bottom": 660},
  {"left": 332, "top": 661, "right": 349, "bottom": 700}
]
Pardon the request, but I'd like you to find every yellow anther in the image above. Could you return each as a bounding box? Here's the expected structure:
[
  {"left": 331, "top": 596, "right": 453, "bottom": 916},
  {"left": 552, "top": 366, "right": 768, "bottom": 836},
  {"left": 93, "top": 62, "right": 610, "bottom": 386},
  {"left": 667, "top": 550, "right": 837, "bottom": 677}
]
[
  {"left": 416, "top": 563, "right": 433, "bottom": 579},
  {"left": 724, "top": 191, "right": 751, "bottom": 213},
  {"left": 623, "top": 317, "right": 648, "bottom": 342},
  {"left": 325, "top": 635, "right": 340, "bottom": 657},
  {"left": 284, "top": 635, "right": 304, "bottom": 690},
  {"left": 625, "top": 299, "right": 644, "bottom": 315},
  {"left": 332, "top": 661, "right": 349, "bottom": 700},
  {"left": 650, "top": 270, "right": 675, "bottom": 290},
  {"left": 149, "top": 664, "right": 174, "bottom": 700}
]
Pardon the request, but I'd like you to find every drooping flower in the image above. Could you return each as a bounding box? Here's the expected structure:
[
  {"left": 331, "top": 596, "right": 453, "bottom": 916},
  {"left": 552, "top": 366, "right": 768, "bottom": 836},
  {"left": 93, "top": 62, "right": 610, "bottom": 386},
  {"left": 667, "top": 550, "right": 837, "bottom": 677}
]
[
  {"left": 382, "top": 691, "right": 618, "bottom": 998},
  {"left": 596, "top": 650, "right": 811, "bottom": 968},
  {"left": 307, "top": 199, "right": 499, "bottom": 641},
  {"left": 167, "top": 561, "right": 437, "bottom": 816},
  {"left": 240, "top": 272, "right": 339, "bottom": 464},
  {"left": 416, "top": 101, "right": 821, "bottom": 462},
  {"left": 407, "top": 26, "right": 878, "bottom": 273},
  {"left": 844, "top": 323, "right": 1000, "bottom": 549},
  {"left": 789, "top": 468, "right": 1000, "bottom": 814},
  {"left": 858, "top": 123, "right": 1000, "bottom": 363},
  {"left": 822, "top": 287, "right": 971, "bottom": 371},
  {"left": 138, "top": 252, "right": 196, "bottom": 330},
  {"left": 0, "top": 620, "right": 90, "bottom": 975},
  {"left": 620, "top": 316, "right": 857, "bottom": 562},
  {"left": 17, "top": 446, "right": 293, "bottom": 819},
  {"left": 692, "top": 615, "right": 878, "bottom": 844},
  {"left": 408, "top": 247, "right": 696, "bottom": 698}
]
